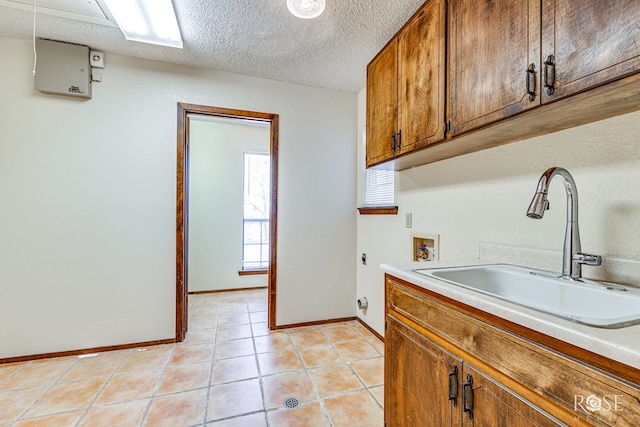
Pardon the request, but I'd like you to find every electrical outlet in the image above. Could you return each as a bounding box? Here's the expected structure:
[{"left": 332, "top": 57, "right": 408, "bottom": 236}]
[{"left": 405, "top": 212, "right": 412, "bottom": 228}]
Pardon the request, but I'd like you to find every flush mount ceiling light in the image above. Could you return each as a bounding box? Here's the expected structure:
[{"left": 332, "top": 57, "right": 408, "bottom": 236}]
[
  {"left": 287, "top": 0, "right": 325, "bottom": 19},
  {"left": 99, "top": 0, "right": 183, "bottom": 48}
]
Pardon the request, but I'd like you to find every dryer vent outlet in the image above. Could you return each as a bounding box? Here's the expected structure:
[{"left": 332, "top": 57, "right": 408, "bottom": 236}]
[{"left": 357, "top": 297, "right": 368, "bottom": 310}]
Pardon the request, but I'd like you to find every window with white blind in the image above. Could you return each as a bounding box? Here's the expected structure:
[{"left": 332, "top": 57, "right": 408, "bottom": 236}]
[
  {"left": 363, "top": 168, "right": 395, "bottom": 207},
  {"left": 362, "top": 129, "right": 395, "bottom": 208}
]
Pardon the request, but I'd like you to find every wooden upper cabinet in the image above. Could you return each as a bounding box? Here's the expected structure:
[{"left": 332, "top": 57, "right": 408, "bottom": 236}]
[
  {"left": 541, "top": 0, "right": 640, "bottom": 104},
  {"left": 448, "top": 0, "right": 541, "bottom": 137},
  {"left": 366, "top": 40, "right": 398, "bottom": 166},
  {"left": 397, "top": 0, "right": 446, "bottom": 155},
  {"left": 366, "top": 0, "right": 446, "bottom": 168}
]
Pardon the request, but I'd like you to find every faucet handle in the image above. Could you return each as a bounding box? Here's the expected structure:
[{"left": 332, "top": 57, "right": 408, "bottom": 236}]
[{"left": 572, "top": 253, "right": 602, "bottom": 266}]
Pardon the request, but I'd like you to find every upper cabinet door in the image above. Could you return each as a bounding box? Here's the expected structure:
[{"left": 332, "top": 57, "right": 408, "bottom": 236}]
[
  {"left": 397, "top": 0, "right": 446, "bottom": 154},
  {"left": 366, "top": 40, "right": 398, "bottom": 167},
  {"left": 448, "top": 0, "right": 541, "bottom": 137},
  {"left": 541, "top": 0, "right": 640, "bottom": 104}
]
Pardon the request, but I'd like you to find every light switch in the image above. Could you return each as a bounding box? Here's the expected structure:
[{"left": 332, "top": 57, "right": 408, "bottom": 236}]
[{"left": 405, "top": 213, "right": 412, "bottom": 228}]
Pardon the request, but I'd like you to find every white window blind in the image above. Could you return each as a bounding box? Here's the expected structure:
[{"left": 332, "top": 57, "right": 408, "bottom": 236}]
[
  {"left": 363, "top": 168, "right": 395, "bottom": 206},
  {"left": 362, "top": 128, "right": 395, "bottom": 207}
]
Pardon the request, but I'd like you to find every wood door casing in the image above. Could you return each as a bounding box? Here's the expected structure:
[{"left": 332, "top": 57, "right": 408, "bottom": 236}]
[
  {"left": 448, "top": 0, "right": 541, "bottom": 136},
  {"left": 176, "top": 103, "right": 279, "bottom": 340},
  {"left": 397, "top": 0, "right": 446, "bottom": 153},
  {"left": 541, "top": 0, "right": 640, "bottom": 104}
]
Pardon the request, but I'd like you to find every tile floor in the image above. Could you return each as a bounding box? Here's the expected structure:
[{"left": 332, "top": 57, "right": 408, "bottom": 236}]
[{"left": 0, "top": 289, "right": 385, "bottom": 426}]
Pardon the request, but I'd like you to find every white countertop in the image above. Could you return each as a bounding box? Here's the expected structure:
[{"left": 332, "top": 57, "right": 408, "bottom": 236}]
[{"left": 381, "top": 259, "right": 640, "bottom": 371}]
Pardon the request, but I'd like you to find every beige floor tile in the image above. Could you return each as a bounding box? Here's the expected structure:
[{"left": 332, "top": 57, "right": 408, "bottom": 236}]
[
  {"left": 289, "top": 329, "right": 328, "bottom": 347},
  {"left": 249, "top": 311, "right": 267, "bottom": 323},
  {"left": 251, "top": 322, "right": 270, "bottom": 337},
  {"left": 350, "top": 321, "right": 378, "bottom": 339},
  {"left": 253, "top": 333, "right": 292, "bottom": 353},
  {"left": 156, "top": 363, "right": 211, "bottom": 395},
  {"left": 214, "top": 338, "right": 255, "bottom": 359},
  {"left": 95, "top": 370, "right": 162, "bottom": 405},
  {"left": 257, "top": 349, "right": 303, "bottom": 376},
  {"left": 262, "top": 371, "right": 316, "bottom": 409},
  {"left": 190, "top": 313, "right": 219, "bottom": 330},
  {"left": 143, "top": 388, "right": 207, "bottom": 427},
  {"left": 117, "top": 346, "right": 173, "bottom": 373},
  {"left": 0, "top": 363, "right": 26, "bottom": 384},
  {"left": 350, "top": 357, "right": 384, "bottom": 387},
  {"left": 217, "top": 324, "right": 253, "bottom": 341},
  {"left": 267, "top": 401, "right": 331, "bottom": 427},
  {"left": 0, "top": 387, "right": 45, "bottom": 422},
  {"left": 182, "top": 328, "right": 216, "bottom": 345},
  {"left": 323, "top": 389, "right": 384, "bottom": 427},
  {"left": 308, "top": 364, "right": 363, "bottom": 397},
  {"left": 334, "top": 340, "right": 380, "bottom": 362},
  {"left": 369, "top": 385, "right": 384, "bottom": 407},
  {"left": 206, "top": 378, "right": 263, "bottom": 421},
  {"left": 60, "top": 352, "right": 125, "bottom": 382},
  {"left": 168, "top": 343, "right": 214, "bottom": 366},
  {"left": 369, "top": 338, "right": 385, "bottom": 355},
  {"left": 297, "top": 345, "right": 343, "bottom": 368},
  {"left": 206, "top": 411, "right": 267, "bottom": 426},
  {"left": 219, "top": 313, "right": 251, "bottom": 326},
  {"left": 0, "top": 359, "right": 75, "bottom": 391},
  {"left": 322, "top": 324, "right": 363, "bottom": 343},
  {"left": 12, "top": 410, "right": 84, "bottom": 427},
  {"left": 248, "top": 302, "right": 268, "bottom": 313},
  {"left": 211, "top": 355, "right": 258, "bottom": 384},
  {"left": 77, "top": 399, "right": 149, "bottom": 427},
  {"left": 24, "top": 378, "right": 106, "bottom": 418}
]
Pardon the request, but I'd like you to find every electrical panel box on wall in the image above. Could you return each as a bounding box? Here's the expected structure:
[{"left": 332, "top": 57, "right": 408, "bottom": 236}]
[{"left": 35, "top": 39, "right": 91, "bottom": 99}]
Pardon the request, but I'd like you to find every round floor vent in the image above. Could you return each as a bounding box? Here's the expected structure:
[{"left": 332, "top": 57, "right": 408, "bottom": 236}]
[{"left": 283, "top": 396, "right": 301, "bottom": 409}]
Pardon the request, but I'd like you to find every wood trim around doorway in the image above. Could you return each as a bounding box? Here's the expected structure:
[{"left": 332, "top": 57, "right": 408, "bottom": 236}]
[{"left": 176, "top": 103, "right": 279, "bottom": 341}]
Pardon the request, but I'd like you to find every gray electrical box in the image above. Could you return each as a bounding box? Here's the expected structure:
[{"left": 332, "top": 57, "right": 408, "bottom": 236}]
[{"left": 35, "top": 39, "right": 92, "bottom": 99}]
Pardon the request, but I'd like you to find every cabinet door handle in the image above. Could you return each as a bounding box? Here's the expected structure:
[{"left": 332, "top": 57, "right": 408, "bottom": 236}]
[
  {"left": 396, "top": 129, "right": 402, "bottom": 151},
  {"left": 448, "top": 364, "right": 458, "bottom": 407},
  {"left": 526, "top": 63, "right": 536, "bottom": 101},
  {"left": 462, "top": 373, "right": 474, "bottom": 420},
  {"left": 390, "top": 133, "right": 396, "bottom": 152},
  {"left": 544, "top": 55, "right": 556, "bottom": 95}
]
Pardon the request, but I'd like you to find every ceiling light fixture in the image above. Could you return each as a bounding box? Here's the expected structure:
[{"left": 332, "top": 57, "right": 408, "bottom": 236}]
[
  {"left": 287, "top": 0, "right": 325, "bottom": 19},
  {"left": 99, "top": 0, "right": 183, "bottom": 48}
]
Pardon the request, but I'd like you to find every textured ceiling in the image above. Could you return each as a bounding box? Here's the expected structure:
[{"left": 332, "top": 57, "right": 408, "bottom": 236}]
[{"left": 0, "top": 0, "right": 426, "bottom": 93}]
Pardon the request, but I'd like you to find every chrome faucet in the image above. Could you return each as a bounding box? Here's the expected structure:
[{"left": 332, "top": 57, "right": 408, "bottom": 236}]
[{"left": 526, "top": 167, "right": 601, "bottom": 280}]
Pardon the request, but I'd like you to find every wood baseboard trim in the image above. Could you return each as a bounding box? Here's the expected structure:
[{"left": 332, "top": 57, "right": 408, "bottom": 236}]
[
  {"left": 274, "top": 316, "right": 358, "bottom": 330},
  {"left": 356, "top": 317, "right": 385, "bottom": 343},
  {"left": 188, "top": 286, "right": 268, "bottom": 295},
  {"left": 0, "top": 338, "right": 176, "bottom": 365}
]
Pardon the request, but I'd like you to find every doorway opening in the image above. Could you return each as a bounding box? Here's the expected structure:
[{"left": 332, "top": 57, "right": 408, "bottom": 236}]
[{"left": 176, "top": 103, "right": 279, "bottom": 341}]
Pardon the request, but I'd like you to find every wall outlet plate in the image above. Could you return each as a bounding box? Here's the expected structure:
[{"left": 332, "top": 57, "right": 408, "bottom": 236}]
[{"left": 90, "top": 51, "right": 105, "bottom": 68}]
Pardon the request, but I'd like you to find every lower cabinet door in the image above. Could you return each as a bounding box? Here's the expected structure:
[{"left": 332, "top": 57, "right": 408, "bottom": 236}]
[
  {"left": 460, "top": 364, "right": 564, "bottom": 427},
  {"left": 385, "top": 315, "right": 461, "bottom": 427}
]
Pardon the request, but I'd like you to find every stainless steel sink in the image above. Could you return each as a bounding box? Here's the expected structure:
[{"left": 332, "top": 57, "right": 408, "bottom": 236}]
[{"left": 412, "top": 264, "right": 640, "bottom": 328}]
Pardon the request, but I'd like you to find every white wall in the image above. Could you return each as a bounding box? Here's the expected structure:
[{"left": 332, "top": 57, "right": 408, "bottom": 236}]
[
  {"left": 0, "top": 37, "right": 357, "bottom": 359},
  {"left": 188, "top": 118, "right": 269, "bottom": 292},
  {"left": 356, "top": 89, "right": 640, "bottom": 336}
]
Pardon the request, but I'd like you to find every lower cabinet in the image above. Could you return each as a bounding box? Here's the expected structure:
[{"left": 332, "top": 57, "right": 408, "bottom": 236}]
[
  {"left": 386, "top": 316, "right": 561, "bottom": 426},
  {"left": 385, "top": 274, "right": 640, "bottom": 427}
]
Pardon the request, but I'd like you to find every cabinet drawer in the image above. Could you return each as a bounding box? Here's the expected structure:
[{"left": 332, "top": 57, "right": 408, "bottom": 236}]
[{"left": 386, "top": 275, "right": 640, "bottom": 426}]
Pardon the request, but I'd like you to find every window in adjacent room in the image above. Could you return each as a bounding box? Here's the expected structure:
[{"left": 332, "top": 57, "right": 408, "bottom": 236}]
[{"left": 242, "top": 152, "right": 270, "bottom": 270}]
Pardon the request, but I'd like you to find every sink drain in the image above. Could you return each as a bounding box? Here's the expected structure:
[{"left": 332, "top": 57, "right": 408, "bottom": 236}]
[{"left": 283, "top": 396, "right": 301, "bottom": 409}]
